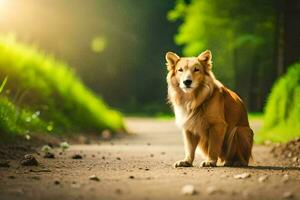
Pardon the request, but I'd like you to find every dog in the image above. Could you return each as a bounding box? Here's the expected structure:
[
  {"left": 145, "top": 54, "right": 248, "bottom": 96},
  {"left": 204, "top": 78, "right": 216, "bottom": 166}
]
[{"left": 165, "top": 50, "right": 253, "bottom": 167}]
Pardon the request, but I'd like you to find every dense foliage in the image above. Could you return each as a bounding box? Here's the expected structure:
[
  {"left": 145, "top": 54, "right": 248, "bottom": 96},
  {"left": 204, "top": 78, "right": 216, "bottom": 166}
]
[
  {"left": 257, "top": 62, "right": 300, "bottom": 142},
  {"left": 168, "top": 0, "right": 277, "bottom": 111},
  {"left": 0, "top": 36, "right": 124, "bottom": 135}
]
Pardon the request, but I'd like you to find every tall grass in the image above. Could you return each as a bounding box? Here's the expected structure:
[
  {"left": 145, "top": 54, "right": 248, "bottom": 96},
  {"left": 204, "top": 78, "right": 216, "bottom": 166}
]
[
  {"left": 257, "top": 62, "right": 300, "bottom": 143},
  {"left": 0, "top": 35, "right": 124, "bottom": 134}
]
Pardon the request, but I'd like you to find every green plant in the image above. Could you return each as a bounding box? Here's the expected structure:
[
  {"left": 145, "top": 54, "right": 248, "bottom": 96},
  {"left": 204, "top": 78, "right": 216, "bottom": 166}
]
[
  {"left": 0, "top": 97, "right": 46, "bottom": 134},
  {"left": 0, "top": 35, "right": 124, "bottom": 134},
  {"left": 258, "top": 62, "right": 300, "bottom": 142},
  {"left": 0, "top": 76, "right": 7, "bottom": 94}
]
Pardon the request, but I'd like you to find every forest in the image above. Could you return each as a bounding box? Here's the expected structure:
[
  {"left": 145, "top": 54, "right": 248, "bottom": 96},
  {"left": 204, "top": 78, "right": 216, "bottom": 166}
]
[{"left": 0, "top": 1, "right": 300, "bottom": 200}]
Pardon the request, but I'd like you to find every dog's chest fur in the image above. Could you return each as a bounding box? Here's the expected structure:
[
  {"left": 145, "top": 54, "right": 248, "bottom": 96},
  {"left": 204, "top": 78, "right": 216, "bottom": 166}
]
[
  {"left": 174, "top": 104, "right": 187, "bottom": 127},
  {"left": 173, "top": 104, "right": 208, "bottom": 134}
]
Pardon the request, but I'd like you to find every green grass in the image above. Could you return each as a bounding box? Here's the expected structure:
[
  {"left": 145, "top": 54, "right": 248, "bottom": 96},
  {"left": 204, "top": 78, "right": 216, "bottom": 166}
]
[
  {"left": 0, "top": 35, "right": 124, "bottom": 135},
  {"left": 0, "top": 97, "right": 46, "bottom": 135},
  {"left": 256, "top": 62, "right": 300, "bottom": 143},
  {"left": 255, "top": 126, "right": 299, "bottom": 144}
]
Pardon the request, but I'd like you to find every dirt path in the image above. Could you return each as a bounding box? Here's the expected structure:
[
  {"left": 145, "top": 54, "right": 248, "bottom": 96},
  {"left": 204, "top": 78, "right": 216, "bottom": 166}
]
[{"left": 0, "top": 118, "right": 300, "bottom": 200}]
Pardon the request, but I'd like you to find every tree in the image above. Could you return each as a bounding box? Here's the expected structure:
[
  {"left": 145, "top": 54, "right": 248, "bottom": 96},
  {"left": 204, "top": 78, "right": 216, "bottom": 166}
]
[{"left": 168, "top": 0, "right": 277, "bottom": 111}]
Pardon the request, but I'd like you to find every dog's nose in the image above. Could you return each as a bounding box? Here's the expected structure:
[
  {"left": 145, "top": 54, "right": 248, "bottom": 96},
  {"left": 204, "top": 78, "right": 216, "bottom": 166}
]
[{"left": 183, "top": 79, "right": 192, "bottom": 87}]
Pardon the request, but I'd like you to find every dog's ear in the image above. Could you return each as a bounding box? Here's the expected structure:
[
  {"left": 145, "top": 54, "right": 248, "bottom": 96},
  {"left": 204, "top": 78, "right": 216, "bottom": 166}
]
[
  {"left": 165, "top": 52, "right": 180, "bottom": 71},
  {"left": 198, "top": 50, "right": 212, "bottom": 71}
]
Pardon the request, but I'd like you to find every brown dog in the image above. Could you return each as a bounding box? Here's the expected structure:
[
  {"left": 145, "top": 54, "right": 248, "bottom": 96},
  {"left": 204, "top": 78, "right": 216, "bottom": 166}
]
[{"left": 165, "top": 50, "right": 253, "bottom": 167}]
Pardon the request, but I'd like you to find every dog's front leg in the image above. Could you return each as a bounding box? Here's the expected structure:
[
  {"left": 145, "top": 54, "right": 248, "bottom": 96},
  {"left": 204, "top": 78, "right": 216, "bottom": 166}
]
[
  {"left": 201, "top": 123, "right": 226, "bottom": 167},
  {"left": 174, "top": 130, "right": 199, "bottom": 168}
]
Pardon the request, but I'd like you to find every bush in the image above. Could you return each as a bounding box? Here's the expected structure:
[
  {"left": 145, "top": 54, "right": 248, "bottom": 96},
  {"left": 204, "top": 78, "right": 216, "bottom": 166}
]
[
  {"left": 0, "top": 35, "right": 124, "bottom": 134},
  {"left": 259, "top": 62, "right": 300, "bottom": 142}
]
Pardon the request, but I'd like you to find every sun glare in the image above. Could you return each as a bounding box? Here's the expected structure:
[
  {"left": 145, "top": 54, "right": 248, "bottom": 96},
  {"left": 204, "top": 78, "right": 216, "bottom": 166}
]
[
  {"left": 0, "top": 0, "right": 8, "bottom": 12},
  {"left": 0, "top": 0, "right": 7, "bottom": 6}
]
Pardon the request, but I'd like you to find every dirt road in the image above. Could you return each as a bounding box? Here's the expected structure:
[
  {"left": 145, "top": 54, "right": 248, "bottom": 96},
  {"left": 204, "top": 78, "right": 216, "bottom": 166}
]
[{"left": 0, "top": 118, "right": 299, "bottom": 200}]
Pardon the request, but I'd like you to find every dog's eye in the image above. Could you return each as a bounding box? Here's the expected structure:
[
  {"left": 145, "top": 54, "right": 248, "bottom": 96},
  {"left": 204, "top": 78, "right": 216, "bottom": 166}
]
[
  {"left": 178, "top": 68, "right": 183, "bottom": 72},
  {"left": 194, "top": 68, "right": 200, "bottom": 72}
]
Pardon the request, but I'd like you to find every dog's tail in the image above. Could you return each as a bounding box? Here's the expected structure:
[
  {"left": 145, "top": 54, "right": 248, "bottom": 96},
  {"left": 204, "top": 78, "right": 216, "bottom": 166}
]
[{"left": 225, "top": 126, "right": 253, "bottom": 165}]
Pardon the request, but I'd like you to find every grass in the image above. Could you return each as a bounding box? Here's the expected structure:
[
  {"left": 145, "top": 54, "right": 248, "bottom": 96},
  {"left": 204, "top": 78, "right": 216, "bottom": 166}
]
[
  {"left": 0, "top": 97, "right": 46, "bottom": 135},
  {"left": 255, "top": 126, "right": 299, "bottom": 144},
  {"left": 0, "top": 35, "right": 124, "bottom": 135},
  {"left": 256, "top": 62, "right": 300, "bottom": 143}
]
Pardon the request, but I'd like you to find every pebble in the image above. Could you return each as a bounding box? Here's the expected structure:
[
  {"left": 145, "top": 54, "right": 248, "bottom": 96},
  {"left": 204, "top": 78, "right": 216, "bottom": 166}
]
[
  {"left": 292, "top": 157, "right": 298, "bottom": 162},
  {"left": 129, "top": 175, "right": 135, "bottom": 179},
  {"left": 54, "top": 180, "right": 60, "bottom": 185},
  {"left": 20, "top": 154, "right": 38, "bottom": 166},
  {"left": 206, "top": 186, "right": 219, "bottom": 194},
  {"left": 283, "top": 191, "right": 293, "bottom": 199},
  {"left": 282, "top": 174, "right": 289, "bottom": 182},
  {"left": 233, "top": 173, "right": 251, "bottom": 179},
  {"left": 72, "top": 154, "right": 83, "bottom": 159},
  {"left": 181, "top": 184, "right": 197, "bottom": 195},
  {"left": 258, "top": 175, "right": 268, "bottom": 183},
  {"left": 116, "top": 157, "right": 121, "bottom": 160},
  {"left": 89, "top": 175, "right": 100, "bottom": 181}
]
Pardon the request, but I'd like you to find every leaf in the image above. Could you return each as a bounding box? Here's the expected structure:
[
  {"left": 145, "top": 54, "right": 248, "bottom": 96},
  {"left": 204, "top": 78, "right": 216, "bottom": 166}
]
[{"left": 0, "top": 76, "right": 8, "bottom": 94}]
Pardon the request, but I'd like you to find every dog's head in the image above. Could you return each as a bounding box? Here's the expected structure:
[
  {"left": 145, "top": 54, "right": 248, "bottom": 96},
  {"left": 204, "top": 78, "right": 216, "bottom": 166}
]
[{"left": 165, "top": 50, "right": 212, "bottom": 93}]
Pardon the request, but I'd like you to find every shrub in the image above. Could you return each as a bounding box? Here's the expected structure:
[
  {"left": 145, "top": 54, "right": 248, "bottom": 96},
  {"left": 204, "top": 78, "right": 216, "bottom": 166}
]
[
  {"left": 0, "top": 35, "right": 124, "bottom": 134},
  {"left": 260, "top": 62, "right": 300, "bottom": 142}
]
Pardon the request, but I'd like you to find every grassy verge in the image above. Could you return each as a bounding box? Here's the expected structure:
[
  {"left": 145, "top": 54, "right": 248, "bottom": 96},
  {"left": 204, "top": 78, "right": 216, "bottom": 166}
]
[
  {"left": 256, "top": 62, "right": 300, "bottom": 143},
  {"left": 0, "top": 35, "right": 124, "bottom": 136},
  {"left": 255, "top": 126, "right": 299, "bottom": 144}
]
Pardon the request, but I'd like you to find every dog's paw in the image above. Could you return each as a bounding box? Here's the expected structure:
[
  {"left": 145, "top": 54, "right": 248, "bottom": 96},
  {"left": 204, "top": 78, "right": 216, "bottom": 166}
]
[
  {"left": 174, "top": 160, "right": 193, "bottom": 168},
  {"left": 201, "top": 160, "right": 217, "bottom": 167}
]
